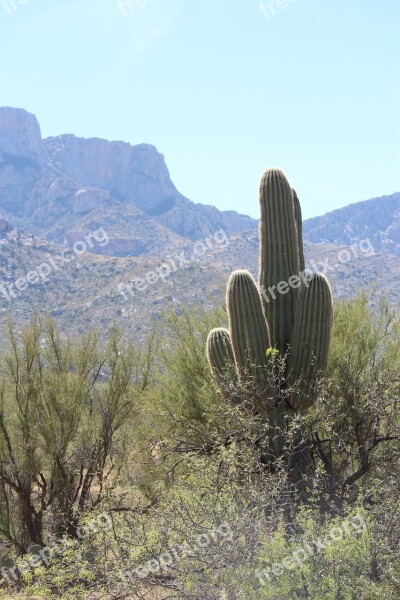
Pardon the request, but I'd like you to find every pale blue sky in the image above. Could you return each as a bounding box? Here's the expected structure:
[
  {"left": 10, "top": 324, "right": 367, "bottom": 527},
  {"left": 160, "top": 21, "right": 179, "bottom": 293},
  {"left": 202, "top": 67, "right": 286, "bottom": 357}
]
[{"left": 0, "top": 0, "right": 399, "bottom": 219}]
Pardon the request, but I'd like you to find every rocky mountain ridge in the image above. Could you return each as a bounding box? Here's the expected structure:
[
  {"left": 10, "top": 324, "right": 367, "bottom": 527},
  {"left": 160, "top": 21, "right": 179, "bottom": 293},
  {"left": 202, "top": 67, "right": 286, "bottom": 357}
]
[
  {"left": 304, "top": 192, "right": 400, "bottom": 255},
  {"left": 1, "top": 105, "right": 399, "bottom": 345},
  {"left": 2, "top": 107, "right": 399, "bottom": 262},
  {"left": 0, "top": 107, "right": 256, "bottom": 256}
]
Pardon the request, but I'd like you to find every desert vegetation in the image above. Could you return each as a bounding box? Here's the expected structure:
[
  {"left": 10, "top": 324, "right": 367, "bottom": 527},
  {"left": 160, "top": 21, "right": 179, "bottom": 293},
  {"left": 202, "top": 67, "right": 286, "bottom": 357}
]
[{"left": 0, "top": 170, "right": 399, "bottom": 599}]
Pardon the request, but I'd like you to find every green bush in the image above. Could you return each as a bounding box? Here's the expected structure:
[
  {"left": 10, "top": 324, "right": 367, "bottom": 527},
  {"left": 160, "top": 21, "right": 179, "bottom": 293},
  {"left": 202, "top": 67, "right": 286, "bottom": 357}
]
[{"left": 0, "top": 294, "right": 399, "bottom": 599}]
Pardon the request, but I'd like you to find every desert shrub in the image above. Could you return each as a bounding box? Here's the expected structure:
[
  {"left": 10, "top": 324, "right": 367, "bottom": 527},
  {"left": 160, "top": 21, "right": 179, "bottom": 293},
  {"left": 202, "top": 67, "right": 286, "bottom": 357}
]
[
  {"left": 0, "top": 316, "right": 156, "bottom": 555},
  {"left": 307, "top": 292, "right": 400, "bottom": 511},
  {"left": 1, "top": 294, "right": 399, "bottom": 599}
]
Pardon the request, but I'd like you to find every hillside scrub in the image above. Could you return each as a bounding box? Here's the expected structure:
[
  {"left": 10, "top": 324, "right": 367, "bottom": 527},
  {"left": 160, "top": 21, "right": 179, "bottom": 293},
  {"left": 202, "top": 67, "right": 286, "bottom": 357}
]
[{"left": 0, "top": 294, "right": 399, "bottom": 598}]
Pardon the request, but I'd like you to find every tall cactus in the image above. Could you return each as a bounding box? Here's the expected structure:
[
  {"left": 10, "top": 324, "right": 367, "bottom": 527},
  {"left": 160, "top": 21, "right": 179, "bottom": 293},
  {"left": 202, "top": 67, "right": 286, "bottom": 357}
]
[
  {"left": 206, "top": 168, "right": 333, "bottom": 422},
  {"left": 259, "top": 168, "right": 300, "bottom": 356}
]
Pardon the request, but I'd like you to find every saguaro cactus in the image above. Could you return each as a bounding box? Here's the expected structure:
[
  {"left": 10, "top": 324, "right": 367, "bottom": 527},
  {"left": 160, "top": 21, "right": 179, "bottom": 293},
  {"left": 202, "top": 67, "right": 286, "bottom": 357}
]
[
  {"left": 206, "top": 168, "right": 333, "bottom": 419},
  {"left": 259, "top": 168, "right": 301, "bottom": 356}
]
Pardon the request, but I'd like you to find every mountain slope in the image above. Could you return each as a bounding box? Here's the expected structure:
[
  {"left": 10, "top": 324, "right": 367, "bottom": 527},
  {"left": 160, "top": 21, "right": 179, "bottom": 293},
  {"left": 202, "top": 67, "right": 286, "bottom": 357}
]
[
  {"left": 1, "top": 220, "right": 399, "bottom": 345},
  {"left": 0, "top": 107, "right": 256, "bottom": 256},
  {"left": 304, "top": 193, "right": 400, "bottom": 255}
]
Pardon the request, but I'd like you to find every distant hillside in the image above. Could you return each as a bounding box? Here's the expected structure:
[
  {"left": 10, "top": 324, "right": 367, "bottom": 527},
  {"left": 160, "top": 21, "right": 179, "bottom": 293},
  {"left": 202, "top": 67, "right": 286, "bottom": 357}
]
[
  {"left": 0, "top": 107, "right": 255, "bottom": 256},
  {"left": 1, "top": 221, "right": 399, "bottom": 344},
  {"left": 304, "top": 193, "right": 400, "bottom": 255}
]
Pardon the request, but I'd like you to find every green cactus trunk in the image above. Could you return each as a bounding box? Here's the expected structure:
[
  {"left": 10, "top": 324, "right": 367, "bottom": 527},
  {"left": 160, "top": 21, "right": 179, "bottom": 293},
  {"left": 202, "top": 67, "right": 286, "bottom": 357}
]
[{"left": 259, "top": 169, "right": 301, "bottom": 355}]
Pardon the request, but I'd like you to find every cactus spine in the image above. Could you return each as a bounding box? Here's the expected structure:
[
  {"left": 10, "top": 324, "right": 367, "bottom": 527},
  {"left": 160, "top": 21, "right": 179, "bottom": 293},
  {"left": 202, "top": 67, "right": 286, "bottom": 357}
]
[{"left": 206, "top": 167, "right": 333, "bottom": 418}]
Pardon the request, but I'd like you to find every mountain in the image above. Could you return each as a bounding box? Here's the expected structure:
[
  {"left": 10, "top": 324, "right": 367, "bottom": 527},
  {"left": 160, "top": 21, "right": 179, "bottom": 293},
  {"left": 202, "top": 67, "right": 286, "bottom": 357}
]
[
  {"left": 304, "top": 193, "right": 400, "bottom": 255},
  {"left": 0, "top": 221, "right": 399, "bottom": 346},
  {"left": 0, "top": 106, "right": 399, "bottom": 344},
  {"left": 0, "top": 107, "right": 255, "bottom": 256}
]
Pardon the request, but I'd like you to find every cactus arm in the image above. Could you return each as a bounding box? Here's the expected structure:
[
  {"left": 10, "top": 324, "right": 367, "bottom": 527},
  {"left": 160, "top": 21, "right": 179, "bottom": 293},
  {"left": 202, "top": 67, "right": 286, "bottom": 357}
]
[
  {"left": 206, "top": 327, "right": 240, "bottom": 401},
  {"left": 206, "top": 327, "right": 236, "bottom": 379},
  {"left": 227, "top": 270, "right": 271, "bottom": 387},
  {"left": 287, "top": 273, "right": 333, "bottom": 410},
  {"left": 292, "top": 189, "right": 305, "bottom": 273}
]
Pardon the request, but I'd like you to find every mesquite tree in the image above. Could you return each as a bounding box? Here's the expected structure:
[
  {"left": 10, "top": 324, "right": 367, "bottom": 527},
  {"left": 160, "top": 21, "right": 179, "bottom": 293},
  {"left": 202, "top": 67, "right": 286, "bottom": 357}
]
[{"left": 0, "top": 317, "right": 154, "bottom": 553}]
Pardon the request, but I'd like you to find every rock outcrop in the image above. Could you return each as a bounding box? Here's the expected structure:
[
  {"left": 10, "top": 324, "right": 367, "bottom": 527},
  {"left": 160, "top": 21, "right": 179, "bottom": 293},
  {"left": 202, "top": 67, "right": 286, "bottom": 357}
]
[
  {"left": 0, "top": 107, "right": 46, "bottom": 164},
  {"left": 45, "top": 135, "right": 177, "bottom": 214},
  {"left": 0, "top": 107, "right": 256, "bottom": 256},
  {"left": 0, "top": 108, "right": 48, "bottom": 213}
]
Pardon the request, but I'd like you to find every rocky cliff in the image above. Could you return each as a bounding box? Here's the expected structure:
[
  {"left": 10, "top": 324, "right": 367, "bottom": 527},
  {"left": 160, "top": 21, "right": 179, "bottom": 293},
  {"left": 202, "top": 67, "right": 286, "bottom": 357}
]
[{"left": 0, "top": 107, "right": 256, "bottom": 256}]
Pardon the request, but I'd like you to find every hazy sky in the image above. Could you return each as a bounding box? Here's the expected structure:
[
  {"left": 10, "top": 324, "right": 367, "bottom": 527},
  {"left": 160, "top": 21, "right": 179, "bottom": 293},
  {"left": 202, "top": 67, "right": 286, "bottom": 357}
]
[{"left": 0, "top": 0, "right": 399, "bottom": 219}]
